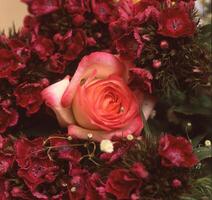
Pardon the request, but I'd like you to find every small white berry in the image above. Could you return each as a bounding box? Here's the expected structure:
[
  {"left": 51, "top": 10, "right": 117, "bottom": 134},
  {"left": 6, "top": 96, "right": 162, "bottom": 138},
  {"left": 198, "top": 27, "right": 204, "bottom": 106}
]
[
  {"left": 100, "top": 139, "right": 114, "bottom": 153},
  {"left": 205, "top": 140, "right": 211, "bottom": 147}
]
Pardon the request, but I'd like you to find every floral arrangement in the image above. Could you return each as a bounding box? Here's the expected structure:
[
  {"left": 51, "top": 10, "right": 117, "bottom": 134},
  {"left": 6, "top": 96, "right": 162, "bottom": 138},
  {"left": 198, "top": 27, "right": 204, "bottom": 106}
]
[{"left": 0, "top": 0, "right": 211, "bottom": 199}]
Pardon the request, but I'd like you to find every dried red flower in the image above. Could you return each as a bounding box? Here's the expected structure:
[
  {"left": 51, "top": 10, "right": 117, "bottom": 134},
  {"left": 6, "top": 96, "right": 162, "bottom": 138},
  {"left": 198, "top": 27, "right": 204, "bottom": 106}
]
[
  {"left": 0, "top": 101, "right": 19, "bottom": 133},
  {"left": 105, "top": 168, "right": 140, "bottom": 199},
  {"left": 0, "top": 48, "right": 25, "bottom": 84},
  {"left": 63, "top": 29, "right": 87, "bottom": 61},
  {"left": 18, "top": 158, "right": 59, "bottom": 191},
  {"left": 92, "top": 0, "right": 115, "bottom": 23},
  {"left": 32, "top": 36, "right": 54, "bottom": 61},
  {"left": 15, "top": 137, "right": 45, "bottom": 168},
  {"left": 0, "top": 153, "right": 14, "bottom": 176},
  {"left": 157, "top": 8, "right": 196, "bottom": 38},
  {"left": 22, "top": 0, "right": 62, "bottom": 16},
  {"left": 14, "top": 79, "right": 49, "bottom": 115},
  {"left": 0, "top": 179, "right": 10, "bottom": 200},
  {"left": 158, "top": 134, "right": 198, "bottom": 168}
]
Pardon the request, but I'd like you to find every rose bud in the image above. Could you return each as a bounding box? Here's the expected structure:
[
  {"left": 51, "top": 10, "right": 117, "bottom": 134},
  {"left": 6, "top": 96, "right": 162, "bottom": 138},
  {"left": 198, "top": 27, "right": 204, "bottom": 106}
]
[
  {"left": 152, "top": 59, "right": 162, "bottom": 69},
  {"left": 160, "top": 40, "right": 169, "bottom": 49},
  {"left": 72, "top": 15, "right": 85, "bottom": 27},
  {"left": 172, "top": 179, "right": 182, "bottom": 188}
]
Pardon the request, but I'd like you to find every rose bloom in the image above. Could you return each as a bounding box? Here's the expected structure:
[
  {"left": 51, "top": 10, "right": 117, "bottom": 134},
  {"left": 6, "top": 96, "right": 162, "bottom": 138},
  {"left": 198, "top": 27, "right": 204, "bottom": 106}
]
[
  {"left": 42, "top": 52, "right": 155, "bottom": 141},
  {"left": 157, "top": 7, "right": 195, "bottom": 38}
]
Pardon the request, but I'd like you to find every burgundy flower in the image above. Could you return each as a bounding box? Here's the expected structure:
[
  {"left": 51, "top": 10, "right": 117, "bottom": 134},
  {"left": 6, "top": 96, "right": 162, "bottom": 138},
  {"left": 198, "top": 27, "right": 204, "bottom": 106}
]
[
  {"left": 53, "top": 31, "right": 72, "bottom": 51},
  {"left": 92, "top": 0, "right": 115, "bottom": 23},
  {"left": 0, "top": 179, "right": 10, "bottom": 200},
  {"left": 157, "top": 7, "right": 196, "bottom": 38},
  {"left": 0, "top": 48, "right": 25, "bottom": 84},
  {"left": 0, "top": 135, "right": 8, "bottom": 149},
  {"left": 65, "top": 0, "right": 90, "bottom": 15},
  {"left": 11, "top": 187, "right": 32, "bottom": 200},
  {"left": 47, "top": 53, "right": 67, "bottom": 73},
  {"left": 14, "top": 79, "right": 49, "bottom": 115},
  {"left": 116, "top": 31, "right": 144, "bottom": 59},
  {"left": 49, "top": 137, "right": 81, "bottom": 162},
  {"left": 68, "top": 168, "right": 89, "bottom": 200},
  {"left": 86, "top": 173, "right": 106, "bottom": 200},
  {"left": 8, "top": 39, "right": 31, "bottom": 63},
  {"left": 63, "top": 30, "right": 87, "bottom": 61},
  {"left": 21, "top": 15, "right": 40, "bottom": 36},
  {"left": 0, "top": 153, "right": 14, "bottom": 176},
  {"left": 105, "top": 168, "right": 140, "bottom": 199},
  {"left": 22, "top": 0, "right": 62, "bottom": 16},
  {"left": 100, "top": 138, "right": 135, "bottom": 164},
  {"left": 15, "top": 137, "right": 45, "bottom": 168},
  {"left": 0, "top": 100, "right": 19, "bottom": 133},
  {"left": 131, "top": 162, "right": 149, "bottom": 179},
  {"left": 134, "top": 0, "right": 160, "bottom": 12},
  {"left": 32, "top": 36, "right": 54, "bottom": 61},
  {"left": 158, "top": 134, "right": 198, "bottom": 168},
  {"left": 18, "top": 158, "right": 59, "bottom": 191},
  {"left": 129, "top": 67, "right": 153, "bottom": 93}
]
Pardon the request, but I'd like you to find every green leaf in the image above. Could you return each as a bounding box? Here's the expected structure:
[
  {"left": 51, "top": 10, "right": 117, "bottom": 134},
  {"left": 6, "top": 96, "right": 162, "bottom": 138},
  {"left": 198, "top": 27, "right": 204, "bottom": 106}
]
[
  {"left": 192, "top": 133, "right": 207, "bottom": 147},
  {"left": 194, "top": 146, "right": 212, "bottom": 161},
  {"left": 180, "top": 176, "right": 212, "bottom": 200}
]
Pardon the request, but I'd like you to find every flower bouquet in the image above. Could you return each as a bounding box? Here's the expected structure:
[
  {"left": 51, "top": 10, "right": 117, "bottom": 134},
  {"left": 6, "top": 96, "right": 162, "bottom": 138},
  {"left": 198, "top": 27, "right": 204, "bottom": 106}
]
[{"left": 0, "top": 0, "right": 211, "bottom": 199}]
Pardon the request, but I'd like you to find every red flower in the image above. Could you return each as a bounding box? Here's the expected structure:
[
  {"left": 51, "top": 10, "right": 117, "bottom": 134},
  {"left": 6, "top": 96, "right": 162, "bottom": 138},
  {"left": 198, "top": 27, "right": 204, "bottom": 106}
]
[
  {"left": 105, "top": 168, "right": 140, "bottom": 199},
  {"left": 65, "top": 0, "right": 90, "bottom": 15},
  {"left": 49, "top": 137, "right": 81, "bottom": 162},
  {"left": 32, "top": 36, "right": 54, "bottom": 61},
  {"left": 158, "top": 134, "right": 198, "bottom": 168},
  {"left": 63, "top": 29, "right": 87, "bottom": 61},
  {"left": 11, "top": 187, "right": 32, "bottom": 200},
  {"left": 0, "top": 48, "right": 25, "bottom": 84},
  {"left": 100, "top": 137, "right": 135, "bottom": 164},
  {"left": 0, "top": 135, "right": 8, "bottom": 149},
  {"left": 47, "top": 53, "right": 67, "bottom": 73},
  {"left": 0, "top": 179, "right": 10, "bottom": 200},
  {"left": 8, "top": 39, "right": 31, "bottom": 63},
  {"left": 21, "top": 0, "right": 61, "bottom": 16},
  {"left": 68, "top": 168, "right": 89, "bottom": 200},
  {"left": 86, "top": 173, "right": 106, "bottom": 200},
  {"left": 15, "top": 137, "right": 45, "bottom": 168},
  {"left": 116, "top": 30, "right": 144, "bottom": 59},
  {"left": 157, "top": 8, "right": 196, "bottom": 38},
  {"left": 129, "top": 67, "right": 153, "bottom": 93},
  {"left": 131, "top": 162, "right": 149, "bottom": 179},
  {"left": 18, "top": 158, "right": 59, "bottom": 191},
  {"left": 14, "top": 79, "right": 49, "bottom": 115},
  {"left": 91, "top": 0, "right": 115, "bottom": 23},
  {"left": 0, "top": 100, "right": 19, "bottom": 133},
  {"left": 0, "top": 153, "right": 14, "bottom": 176}
]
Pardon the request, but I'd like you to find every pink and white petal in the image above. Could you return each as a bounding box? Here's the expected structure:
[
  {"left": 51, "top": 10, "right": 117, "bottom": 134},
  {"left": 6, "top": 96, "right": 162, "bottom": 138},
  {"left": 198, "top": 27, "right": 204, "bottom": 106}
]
[
  {"left": 41, "top": 76, "right": 75, "bottom": 126},
  {"left": 141, "top": 95, "right": 156, "bottom": 120},
  {"left": 62, "top": 52, "right": 128, "bottom": 107},
  {"left": 68, "top": 116, "right": 143, "bottom": 142},
  {"left": 68, "top": 125, "right": 114, "bottom": 141}
]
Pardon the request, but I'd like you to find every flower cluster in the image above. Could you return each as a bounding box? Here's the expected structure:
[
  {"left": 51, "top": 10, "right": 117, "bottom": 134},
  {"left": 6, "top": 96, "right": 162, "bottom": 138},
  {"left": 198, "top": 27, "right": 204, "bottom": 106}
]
[
  {"left": 0, "top": 0, "right": 210, "bottom": 199},
  {"left": 0, "top": 0, "right": 198, "bottom": 134},
  {"left": 0, "top": 133, "right": 198, "bottom": 199}
]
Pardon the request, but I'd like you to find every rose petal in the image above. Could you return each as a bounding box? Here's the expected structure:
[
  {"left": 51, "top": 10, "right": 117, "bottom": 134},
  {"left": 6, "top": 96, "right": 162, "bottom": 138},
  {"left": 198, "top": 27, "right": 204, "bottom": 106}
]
[
  {"left": 41, "top": 76, "right": 75, "bottom": 126},
  {"left": 62, "top": 52, "right": 128, "bottom": 107},
  {"left": 68, "top": 116, "right": 142, "bottom": 142},
  {"left": 141, "top": 95, "right": 156, "bottom": 119}
]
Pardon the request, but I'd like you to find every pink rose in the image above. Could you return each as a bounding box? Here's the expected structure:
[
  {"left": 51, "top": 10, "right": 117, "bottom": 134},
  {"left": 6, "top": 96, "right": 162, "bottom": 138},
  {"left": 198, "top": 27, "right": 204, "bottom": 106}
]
[{"left": 42, "top": 52, "right": 155, "bottom": 141}]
